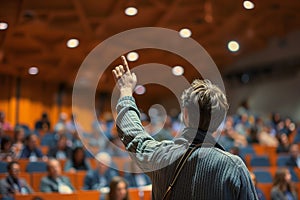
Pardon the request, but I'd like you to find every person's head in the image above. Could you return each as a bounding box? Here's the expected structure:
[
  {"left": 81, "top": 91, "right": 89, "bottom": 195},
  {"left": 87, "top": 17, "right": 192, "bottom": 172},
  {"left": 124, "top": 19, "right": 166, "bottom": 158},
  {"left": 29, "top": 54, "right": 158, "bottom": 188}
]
[
  {"left": 95, "top": 152, "right": 111, "bottom": 174},
  {"left": 289, "top": 143, "right": 299, "bottom": 159},
  {"left": 273, "top": 168, "right": 292, "bottom": 191},
  {"left": 7, "top": 161, "right": 20, "bottom": 179},
  {"left": 25, "top": 134, "right": 39, "bottom": 150},
  {"left": 1, "top": 136, "right": 12, "bottom": 151},
  {"left": 108, "top": 176, "right": 129, "bottom": 200},
  {"left": 279, "top": 133, "right": 290, "bottom": 146},
  {"left": 229, "top": 146, "right": 240, "bottom": 156},
  {"left": 181, "top": 79, "right": 228, "bottom": 132},
  {"left": 47, "top": 158, "right": 62, "bottom": 178},
  {"left": 72, "top": 147, "right": 86, "bottom": 164},
  {"left": 14, "top": 126, "right": 25, "bottom": 142},
  {"left": 57, "top": 134, "right": 68, "bottom": 150},
  {"left": 42, "top": 112, "right": 48, "bottom": 120}
]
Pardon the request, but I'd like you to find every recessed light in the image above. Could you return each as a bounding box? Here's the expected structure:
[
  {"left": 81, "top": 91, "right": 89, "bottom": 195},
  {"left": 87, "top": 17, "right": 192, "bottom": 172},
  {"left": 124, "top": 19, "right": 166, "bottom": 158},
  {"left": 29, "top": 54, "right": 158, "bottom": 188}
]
[
  {"left": 0, "top": 22, "right": 8, "bottom": 30},
  {"left": 227, "top": 41, "right": 240, "bottom": 52},
  {"left": 134, "top": 85, "right": 146, "bottom": 95},
  {"left": 28, "top": 66, "right": 39, "bottom": 75},
  {"left": 179, "top": 28, "right": 192, "bottom": 38},
  {"left": 127, "top": 52, "right": 139, "bottom": 62},
  {"left": 125, "top": 7, "right": 138, "bottom": 16},
  {"left": 172, "top": 66, "right": 184, "bottom": 76},
  {"left": 243, "top": 1, "right": 255, "bottom": 10},
  {"left": 67, "top": 38, "right": 79, "bottom": 48}
]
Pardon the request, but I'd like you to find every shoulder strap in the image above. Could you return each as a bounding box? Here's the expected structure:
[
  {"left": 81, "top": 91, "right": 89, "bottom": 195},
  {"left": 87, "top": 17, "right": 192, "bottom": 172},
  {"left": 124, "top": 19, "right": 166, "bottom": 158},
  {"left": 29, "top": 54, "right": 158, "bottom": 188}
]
[{"left": 162, "top": 143, "right": 202, "bottom": 200}]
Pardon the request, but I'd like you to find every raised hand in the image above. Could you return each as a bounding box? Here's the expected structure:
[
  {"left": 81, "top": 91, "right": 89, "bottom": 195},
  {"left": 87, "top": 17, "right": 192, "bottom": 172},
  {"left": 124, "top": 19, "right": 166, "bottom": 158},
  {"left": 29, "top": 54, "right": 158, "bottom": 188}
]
[{"left": 112, "top": 56, "right": 137, "bottom": 97}]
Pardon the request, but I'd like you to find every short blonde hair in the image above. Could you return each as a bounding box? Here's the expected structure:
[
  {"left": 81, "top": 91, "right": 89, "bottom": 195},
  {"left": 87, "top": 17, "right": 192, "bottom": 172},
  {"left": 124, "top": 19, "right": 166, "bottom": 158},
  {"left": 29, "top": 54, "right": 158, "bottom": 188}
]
[{"left": 181, "top": 79, "right": 228, "bottom": 132}]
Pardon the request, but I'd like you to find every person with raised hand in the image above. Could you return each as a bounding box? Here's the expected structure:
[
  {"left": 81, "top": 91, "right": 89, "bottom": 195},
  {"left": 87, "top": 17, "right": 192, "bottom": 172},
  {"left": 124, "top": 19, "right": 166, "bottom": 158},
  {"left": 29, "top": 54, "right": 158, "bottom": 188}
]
[{"left": 113, "top": 56, "right": 257, "bottom": 200}]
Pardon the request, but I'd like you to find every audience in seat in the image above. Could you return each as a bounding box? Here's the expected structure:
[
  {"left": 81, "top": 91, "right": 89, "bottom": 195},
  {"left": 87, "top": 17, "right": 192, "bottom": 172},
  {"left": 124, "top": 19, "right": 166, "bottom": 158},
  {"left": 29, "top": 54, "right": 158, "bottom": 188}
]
[
  {"left": 276, "top": 133, "right": 291, "bottom": 154},
  {"left": 106, "top": 176, "right": 129, "bottom": 200},
  {"left": 19, "top": 134, "right": 46, "bottom": 161},
  {"left": 64, "top": 147, "right": 91, "bottom": 172},
  {"left": 124, "top": 162, "right": 151, "bottom": 188},
  {"left": 12, "top": 126, "right": 26, "bottom": 158},
  {"left": 249, "top": 171, "right": 266, "bottom": 200},
  {"left": 47, "top": 134, "right": 72, "bottom": 160},
  {"left": 0, "top": 111, "right": 13, "bottom": 132},
  {"left": 271, "top": 167, "right": 297, "bottom": 200},
  {"left": 83, "top": 152, "right": 118, "bottom": 191},
  {"left": 34, "top": 112, "right": 51, "bottom": 133},
  {"left": 0, "top": 136, "right": 14, "bottom": 161},
  {"left": 286, "top": 143, "right": 300, "bottom": 168},
  {"left": 40, "top": 158, "right": 74, "bottom": 193},
  {"left": 0, "top": 161, "right": 33, "bottom": 198}
]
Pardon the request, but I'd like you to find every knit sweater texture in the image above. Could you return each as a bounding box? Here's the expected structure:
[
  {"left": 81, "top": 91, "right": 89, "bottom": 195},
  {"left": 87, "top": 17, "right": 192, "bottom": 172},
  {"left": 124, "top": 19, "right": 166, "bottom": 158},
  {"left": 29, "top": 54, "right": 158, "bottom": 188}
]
[{"left": 116, "top": 96, "right": 258, "bottom": 200}]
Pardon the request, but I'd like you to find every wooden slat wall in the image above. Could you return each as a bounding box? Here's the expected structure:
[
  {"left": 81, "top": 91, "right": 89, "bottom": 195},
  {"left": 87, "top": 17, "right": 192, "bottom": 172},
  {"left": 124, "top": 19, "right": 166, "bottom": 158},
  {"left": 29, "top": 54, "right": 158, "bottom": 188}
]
[{"left": 0, "top": 75, "right": 72, "bottom": 130}]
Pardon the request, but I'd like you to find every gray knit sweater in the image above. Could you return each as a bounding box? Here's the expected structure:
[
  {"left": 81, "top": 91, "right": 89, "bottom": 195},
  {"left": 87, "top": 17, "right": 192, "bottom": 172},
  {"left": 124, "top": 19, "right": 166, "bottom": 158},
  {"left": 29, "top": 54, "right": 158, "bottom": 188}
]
[{"left": 116, "top": 96, "right": 258, "bottom": 200}]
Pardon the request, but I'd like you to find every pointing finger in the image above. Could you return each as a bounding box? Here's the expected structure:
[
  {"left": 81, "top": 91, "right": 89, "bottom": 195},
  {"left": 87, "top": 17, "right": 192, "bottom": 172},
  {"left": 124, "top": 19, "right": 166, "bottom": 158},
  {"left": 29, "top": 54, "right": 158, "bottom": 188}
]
[{"left": 121, "top": 56, "right": 130, "bottom": 73}]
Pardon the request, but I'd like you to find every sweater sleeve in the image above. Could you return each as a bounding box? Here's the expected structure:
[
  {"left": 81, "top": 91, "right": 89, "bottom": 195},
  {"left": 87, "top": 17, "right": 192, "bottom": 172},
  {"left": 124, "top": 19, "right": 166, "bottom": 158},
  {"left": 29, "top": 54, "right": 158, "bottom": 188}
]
[
  {"left": 116, "top": 96, "right": 177, "bottom": 171},
  {"left": 236, "top": 160, "right": 259, "bottom": 200}
]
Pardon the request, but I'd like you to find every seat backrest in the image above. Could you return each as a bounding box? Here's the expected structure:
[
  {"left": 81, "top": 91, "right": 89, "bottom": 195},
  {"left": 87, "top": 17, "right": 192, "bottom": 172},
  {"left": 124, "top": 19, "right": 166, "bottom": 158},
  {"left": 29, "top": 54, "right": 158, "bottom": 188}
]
[
  {"left": 26, "top": 161, "right": 47, "bottom": 173},
  {"left": 253, "top": 170, "right": 273, "bottom": 183},
  {"left": 277, "top": 155, "right": 290, "bottom": 166},
  {"left": 250, "top": 156, "right": 270, "bottom": 167},
  {"left": 0, "top": 162, "right": 8, "bottom": 173}
]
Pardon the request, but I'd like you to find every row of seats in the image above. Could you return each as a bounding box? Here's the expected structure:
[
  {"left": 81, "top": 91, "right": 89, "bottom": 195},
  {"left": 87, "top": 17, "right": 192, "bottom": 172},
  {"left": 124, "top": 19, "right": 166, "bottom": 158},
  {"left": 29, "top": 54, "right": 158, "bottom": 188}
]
[
  {"left": 0, "top": 157, "right": 131, "bottom": 174},
  {"left": 244, "top": 154, "right": 292, "bottom": 167},
  {"left": 5, "top": 188, "right": 151, "bottom": 200},
  {"left": 251, "top": 166, "right": 300, "bottom": 183},
  {"left": 0, "top": 171, "right": 88, "bottom": 191}
]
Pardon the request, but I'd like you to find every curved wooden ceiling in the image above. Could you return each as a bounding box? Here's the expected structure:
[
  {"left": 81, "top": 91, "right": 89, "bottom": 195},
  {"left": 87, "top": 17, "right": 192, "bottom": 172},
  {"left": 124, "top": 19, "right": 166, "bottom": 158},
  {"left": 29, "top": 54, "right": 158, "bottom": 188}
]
[{"left": 0, "top": 0, "right": 300, "bottom": 92}]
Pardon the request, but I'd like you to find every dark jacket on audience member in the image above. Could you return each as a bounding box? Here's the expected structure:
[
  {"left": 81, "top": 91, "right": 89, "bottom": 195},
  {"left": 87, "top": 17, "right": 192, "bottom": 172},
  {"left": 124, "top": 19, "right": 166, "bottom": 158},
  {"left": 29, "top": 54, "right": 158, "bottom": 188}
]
[
  {"left": 0, "top": 176, "right": 33, "bottom": 197},
  {"left": 83, "top": 169, "right": 118, "bottom": 190},
  {"left": 40, "top": 176, "right": 74, "bottom": 193},
  {"left": 19, "top": 146, "right": 43, "bottom": 159}
]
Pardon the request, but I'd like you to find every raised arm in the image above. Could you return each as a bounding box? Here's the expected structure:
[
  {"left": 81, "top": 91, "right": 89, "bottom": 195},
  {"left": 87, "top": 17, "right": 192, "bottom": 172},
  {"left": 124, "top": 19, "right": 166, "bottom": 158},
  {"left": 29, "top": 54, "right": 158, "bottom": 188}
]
[{"left": 112, "top": 55, "right": 137, "bottom": 98}]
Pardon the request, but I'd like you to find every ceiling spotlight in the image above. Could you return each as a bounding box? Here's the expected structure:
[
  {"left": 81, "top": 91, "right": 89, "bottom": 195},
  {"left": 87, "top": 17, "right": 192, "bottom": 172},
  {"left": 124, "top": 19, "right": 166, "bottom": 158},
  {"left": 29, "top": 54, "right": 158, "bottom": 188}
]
[
  {"left": 67, "top": 38, "right": 79, "bottom": 48},
  {"left": 134, "top": 85, "right": 146, "bottom": 95},
  {"left": 172, "top": 66, "right": 184, "bottom": 76},
  {"left": 179, "top": 28, "right": 192, "bottom": 38},
  {"left": 0, "top": 22, "right": 8, "bottom": 30},
  {"left": 125, "top": 7, "right": 138, "bottom": 16},
  {"left": 243, "top": 1, "right": 255, "bottom": 10},
  {"left": 28, "top": 66, "right": 39, "bottom": 75},
  {"left": 227, "top": 41, "right": 240, "bottom": 52},
  {"left": 126, "top": 52, "right": 139, "bottom": 62}
]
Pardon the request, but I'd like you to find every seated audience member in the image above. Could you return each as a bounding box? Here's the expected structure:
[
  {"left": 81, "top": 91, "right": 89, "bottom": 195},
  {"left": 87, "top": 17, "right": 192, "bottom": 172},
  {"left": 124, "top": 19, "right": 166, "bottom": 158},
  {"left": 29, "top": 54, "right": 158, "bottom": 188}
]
[
  {"left": 0, "top": 136, "right": 14, "bottom": 161},
  {"left": 0, "top": 111, "right": 13, "bottom": 132},
  {"left": 12, "top": 126, "right": 26, "bottom": 158},
  {"left": 271, "top": 168, "right": 297, "bottom": 200},
  {"left": 276, "top": 133, "right": 291, "bottom": 154},
  {"left": 35, "top": 112, "right": 51, "bottom": 133},
  {"left": 64, "top": 147, "right": 91, "bottom": 172},
  {"left": 106, "top": 176, "right": 129, "bottom": 200},
  {"left": 19, "top": 134, "right": 46, "bottom": 161},
  {"left": 286, "top": 143, "right": 300, "bottom": 168},
  {"left": 124, "top": 162, "right": 151, "bottom": 188},
  {"left": 249, "top": 172, "right": 266, "bottom": 200},
  {"left": 83, "top": 152, "right": 119, "bottom": 191},
  {"left": 0, "top": 161, "right": 33, "bottom": 197},
  {"left": 40, "top": 158, "right": 74, "bottom": 193},
  {"left": 54, "top": 112, "right": 68, "bottom": 133},
  {"left": 47, "top": 134, "right": 72, "bottom": 160}
]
